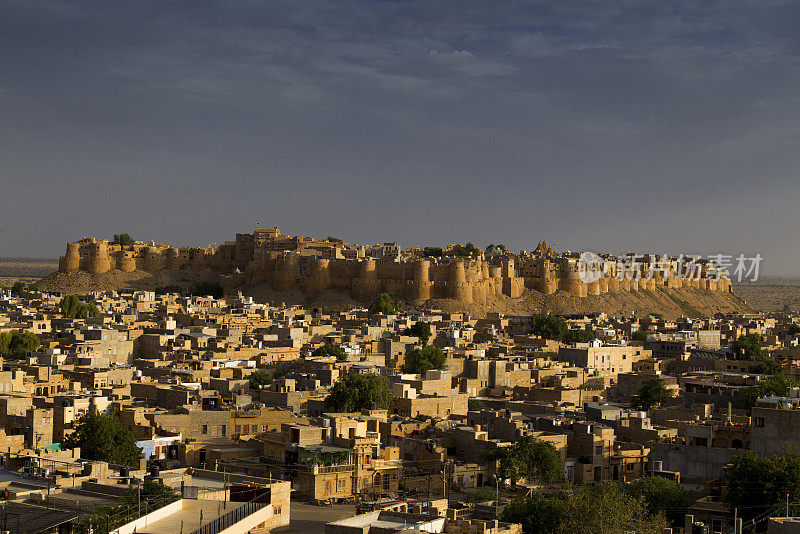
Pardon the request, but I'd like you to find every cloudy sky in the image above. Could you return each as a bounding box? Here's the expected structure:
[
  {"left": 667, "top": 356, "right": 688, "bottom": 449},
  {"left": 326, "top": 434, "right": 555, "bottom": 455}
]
[{"left": 1, "top": 1, "right": 798, "bottom": 275}]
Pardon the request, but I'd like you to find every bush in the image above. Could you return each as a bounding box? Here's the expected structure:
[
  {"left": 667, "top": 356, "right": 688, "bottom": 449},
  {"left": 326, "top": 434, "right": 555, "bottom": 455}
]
[{"left": 423, "top": 247, "right": 443, "bottom": 257}]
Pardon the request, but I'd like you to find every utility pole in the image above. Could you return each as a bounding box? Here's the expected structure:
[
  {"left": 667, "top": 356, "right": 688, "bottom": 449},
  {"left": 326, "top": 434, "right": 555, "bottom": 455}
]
[
  {"left": 787, "top": 491, "right": 790, "bottom": 517},
  {"left": 733, "top": 507, "right": 737, "bottom": 534},
  {"left": 495, "top": 475, "right": 499, "bottom": 519}
]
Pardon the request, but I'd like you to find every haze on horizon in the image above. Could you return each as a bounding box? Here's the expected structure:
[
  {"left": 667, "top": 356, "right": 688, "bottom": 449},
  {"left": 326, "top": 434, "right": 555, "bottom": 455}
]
[{"left": 1, "top": 1, "right": 799, "bottom": 275}]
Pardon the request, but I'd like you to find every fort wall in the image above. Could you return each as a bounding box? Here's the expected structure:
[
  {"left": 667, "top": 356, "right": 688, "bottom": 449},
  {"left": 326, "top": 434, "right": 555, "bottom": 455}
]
[{"left": 58, "top": 234, "right": 733, "bottom": 303}]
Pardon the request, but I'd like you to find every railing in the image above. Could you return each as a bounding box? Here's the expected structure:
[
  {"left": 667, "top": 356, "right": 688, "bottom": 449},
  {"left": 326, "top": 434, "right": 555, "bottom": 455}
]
[{"left": 189, "top": 501, "right": 268, "bottom": 534}]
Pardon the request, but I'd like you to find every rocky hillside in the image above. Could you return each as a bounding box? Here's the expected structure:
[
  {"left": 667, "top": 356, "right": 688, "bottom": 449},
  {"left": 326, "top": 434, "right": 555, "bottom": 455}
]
[{"left": 37, "top": 268, "right": 752, "bottom": 320}]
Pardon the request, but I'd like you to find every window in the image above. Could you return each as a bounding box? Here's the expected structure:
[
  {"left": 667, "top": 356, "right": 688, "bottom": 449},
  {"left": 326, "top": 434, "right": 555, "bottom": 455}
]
[
  {"left": 595, "top": 446, "right": 603, "bottom": 455},
  {"left": 274, "top": 506, "right": 281, "bottom": 515},
  {"left": 262, "top": 425, "right": 269, "bottom": 432},
  {"left": 252, "top": 424, "right": 258, "bottom": 433},
  {"left": 754, "top": 417, "right": 765, "bottom": 428},
  {"left": 235, "top": 425, "right": 241, "bottom": 433},
  {"left": 626, "top": 463, "right": 635, "bottom": 471},
  {"left": 201, "top": 425, "right": 208, "bottom": 434},
  {"left": 220, "top": 425, "right": 227, "bottom": 435}
]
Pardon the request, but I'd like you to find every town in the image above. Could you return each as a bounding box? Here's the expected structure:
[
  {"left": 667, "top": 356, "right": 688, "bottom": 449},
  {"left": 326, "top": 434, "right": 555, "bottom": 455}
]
[{"left": 0, "top": 234, "right": 797, "bottom": 534}]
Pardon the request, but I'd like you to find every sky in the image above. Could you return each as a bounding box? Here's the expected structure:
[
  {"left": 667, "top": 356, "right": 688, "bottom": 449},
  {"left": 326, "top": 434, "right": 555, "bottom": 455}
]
[{"left": 1, "top": 1, "right": 799, "bottom": 275}]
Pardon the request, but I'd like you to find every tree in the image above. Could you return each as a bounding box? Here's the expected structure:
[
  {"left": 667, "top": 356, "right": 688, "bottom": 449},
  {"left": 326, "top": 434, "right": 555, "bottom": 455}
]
[
  {"left": 466, "top": 486, "right": 498, "bottom": 504},
  {"left": 484, "top": 436, "right": 563, "bottom": 485},
  {"left": 468, "top": 398, "right": 488, "bottom": 411},
  {"left": 187, "top": 281, "right": 224, "bottom": 299},
  {"left": 625, "top": 476, "right": 688, "bottom": 527},
  {"left": 744, "top": 373, "right": 798, "bottom": 408},
  {"left": 562, "top": 329, "right": 595, "bottom": 343},
  {"left": 404, "top": 321, "right": 432, "bottom": 346},
  {"left": 501, "top": 492, "right": 564, "bottom": 534},
  {"left": 247, "top": 370, "right": 272, "bottom": 389},
  {"left": 312, "top": 343, "right": 347, "bottom": 361},
  {"left": 531, "top": 313, "right": 568, "bottom": 341},
  {"left": 452, "top": 243, "right": 480, "bottom": 257},
  {"left": 154, "top": 284, "right": 184, "bottom": 296},
  {"left": 632, "top": 378, "right": 672, "bottom": 411},
  {"left": 423, "top": 247, "right": 443, "bottom": 257},
  {"left": 111, "top": 233, "right": 135, "bottom": 246},
  {"left": 368, "top": 293, "right": 396, "bottom": 315},
  {"left": 59, "top": 295, "right": 100, "bottom": 319},
  {"left": 725, "top": 449, "right": 800, "bottom": 525},
  {"left": 750, "top": 356, "right": 781, "bottom": 375},
  {"left": 502, "top": 484, "right": 669, "bottom": 534},
  {"left": 557, "top": 483, "right": 668, "bottom": 534},
  {"left": 10, "top": 281, "right": 27, "bottom": 296},
  {"left": 403, "top": 345, "right": 446, "bottom": 375},
  {"left": 326, "top": 236, "right": 342, "bottom": 243},
  {"left": 730, "top": 333, "right": 765, "bottom": 360},
  {"left": 62, "top": 411, "right": 143, "bottom": 467},
  {"left": 631, "top": 330, "right": 649, "bottom": 342},
  {"left": 323, "top": 373, "right": 393, "bottom": 412},
  {"left": 497, "top": 244, "right": 507, "bottom": 253},
  {"left": 0, "top": 331, "right": 40, "bottom": 359},
  {"left": 122, "top": 479, "right": 178, "bottom": 508}
]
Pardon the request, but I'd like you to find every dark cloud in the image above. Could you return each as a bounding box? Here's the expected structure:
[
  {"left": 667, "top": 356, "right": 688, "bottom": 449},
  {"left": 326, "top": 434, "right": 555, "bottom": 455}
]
[{"left": 1, "top": 0, "right": 798, "bottom": 274}]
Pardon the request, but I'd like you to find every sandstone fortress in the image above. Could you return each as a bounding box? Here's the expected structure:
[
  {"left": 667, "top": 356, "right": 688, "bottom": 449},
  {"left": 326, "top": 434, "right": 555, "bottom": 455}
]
[{"left": 58, "top": 227, "right": 732, "bottom": 303}]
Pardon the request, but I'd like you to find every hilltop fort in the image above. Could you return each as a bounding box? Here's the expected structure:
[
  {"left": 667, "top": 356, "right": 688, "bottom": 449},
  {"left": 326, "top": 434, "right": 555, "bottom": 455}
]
[{"left": 53, "top": 227, "right": 732, "bottom": 306}]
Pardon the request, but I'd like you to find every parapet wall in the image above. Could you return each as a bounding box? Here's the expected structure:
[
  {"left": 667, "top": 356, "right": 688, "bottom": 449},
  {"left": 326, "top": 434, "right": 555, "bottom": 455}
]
[{"left": 58, "top": 237, "right": 732, "bottom": 303}]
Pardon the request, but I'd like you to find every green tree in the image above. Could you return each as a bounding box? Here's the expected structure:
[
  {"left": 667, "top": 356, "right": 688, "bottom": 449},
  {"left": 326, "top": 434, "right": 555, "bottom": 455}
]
[
  {"left": 188, "top": 281, "right": 224, "bottom": 299},
  {"left": 62, "top": 411, "right": 143, "bottom": 467},
  {"left": 423, "top": 247, "right": 443, "bottom": 257},
  {"left": 750, "top": 356, "right": 781, "bottom": 375},
  {"left": 59, "top": 295, "right": 100, "bottom": 319},
  {"left": 466, "top": 486, "right": 499, "bottom": 504},
  {"left": 368, "top": 293, "right": 396, "bottom": 315},
  {"left": 404, "top": 321, "right": 432, "bottom": 346},
  {"left": 403, "top": 345, "right": 446, "bottom": 375},
  {"left": 452, "top": 243, "right": 480, "bottom": 257},
  {"left": 312, "top": 343, "right": 347, "bottom": 361},
  {"left": 121, "top": 480, "right": 179, "bottom": 508},
  {"left": 632, "top": 378, "right": 672, "bottom": 411},
  {"left": 154, "top": 284, "right": 184, "bottom": 295},
  {"left": 562, "top": 329, "right": 595, "bottom": 343},
  {"left": 531, "top": 313, "right": 568, "bottom": 341},
  {"left": 558, "top": 483, "right": 668, "bottom": 534},
  {"left": 485, "top": 436, "right": 563, "bottom": 485},
  {"left": 631, "top": 330, "right": 649, "bottom": 342},
  {"left": 0, "top": 331, "right": 41, "bottom": 359},
  {"left": 247, "top": 370, "right": 272, "bottom": 389},
  {"left": 725, "top": 449, "right": 800, "bottom": 525},
  {"left": 468, "top": 398, "right": 488, "bottom": 411},
  {"left": 730, "top": 333, "right": 765, "bottom": 360},
  {"left": 323, "top": 373, "right": 393, "bottom": 412},
  {"left": 111, "top": 233, "right": 135, "bottom": 246},
  {"left": 744, "top": 373, "right": 798, "bottom": 408},
  {"left": 625, "top": 476, "right": 688, "bottom": 527},
  {"left": 10, "top": 281, "right": 27, "bottom": 296},
  {"left": 326, "top": 236, "right": 342, "bottom": 243},
  {"left": 502, "top": 492, "right": 564, "bottom": 534}
]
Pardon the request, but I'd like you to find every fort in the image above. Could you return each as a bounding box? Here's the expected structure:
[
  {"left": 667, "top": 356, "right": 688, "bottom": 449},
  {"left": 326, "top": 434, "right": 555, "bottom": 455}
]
[{"left": 58, "top": 227, "right": 731, "bottom": 304}]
